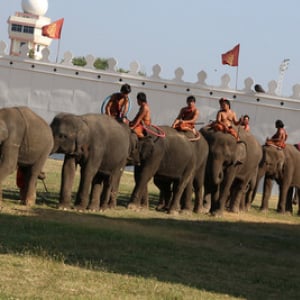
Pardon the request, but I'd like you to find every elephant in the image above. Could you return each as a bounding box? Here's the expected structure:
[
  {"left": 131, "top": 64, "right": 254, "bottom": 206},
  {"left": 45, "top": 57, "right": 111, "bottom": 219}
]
[
  {"left": 200, "top": 125, "right": 262, "bottom": 216},
  {"left": 50, "top": 113, "right": 139, "bottom": 211},
  {"left": 128, "top": 127, "right": 209, "bottom": 214},
  {"left": 0, "top": 106, "right": 53, "bottom": 206},
  {"left": 257, "top": 144, "right": 300, "bottom": 215}
]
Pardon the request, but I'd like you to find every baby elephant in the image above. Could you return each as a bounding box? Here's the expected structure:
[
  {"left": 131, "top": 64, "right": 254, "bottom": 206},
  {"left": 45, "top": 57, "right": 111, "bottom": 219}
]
[{"left": 0, "top": 106, "right": 53, "bottom": 206}]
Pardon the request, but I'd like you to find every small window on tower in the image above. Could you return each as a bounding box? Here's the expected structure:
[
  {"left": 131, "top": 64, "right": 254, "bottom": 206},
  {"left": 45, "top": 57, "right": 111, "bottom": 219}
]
[
  {"left": 12, "top": 24, "right": 22, "bottom": 32},
  {"left": 23, "top": 26, "right": 34, "bottom": 34}
]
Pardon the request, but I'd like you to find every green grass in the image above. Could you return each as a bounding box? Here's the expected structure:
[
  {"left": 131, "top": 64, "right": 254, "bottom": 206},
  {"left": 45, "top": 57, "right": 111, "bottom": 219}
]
[{"left": 0, "top": 159, "right": 300, "bottom": 299}]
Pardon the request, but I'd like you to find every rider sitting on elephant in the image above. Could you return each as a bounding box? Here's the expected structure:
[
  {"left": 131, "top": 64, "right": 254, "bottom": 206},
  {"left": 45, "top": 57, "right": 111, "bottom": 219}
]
[
  {"left": 265, "top": 119, "right": 288, "bottom": 149},
  {"left": 105, "top": 83, "right": 131, "bottom": 122},
  {"left": 210, "top": 98, "right": 241, "bottom": 140},
  {"left": 240, "top": 114, "right": 250, "bottom": 132},
  {"left": 129, "top": 92, "right": 151, "bottom": 138},
  {"left": 172, "top": 95, "right": 199, "bottom": 136}
]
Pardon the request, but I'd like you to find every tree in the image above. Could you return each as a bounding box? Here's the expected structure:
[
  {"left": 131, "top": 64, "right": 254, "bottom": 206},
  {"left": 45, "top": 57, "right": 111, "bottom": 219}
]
[
  {"left": 72, "top": 56, "right": 86, "bottom": 67},
  {"left": 93, "top": 58, "right": 109, "bottom": 70},
  {"left": 72, "top": 56, "right": 138, "bottom": 74}
]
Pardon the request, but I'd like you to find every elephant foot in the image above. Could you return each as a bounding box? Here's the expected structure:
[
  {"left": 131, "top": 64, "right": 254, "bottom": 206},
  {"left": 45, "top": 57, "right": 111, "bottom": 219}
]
[
  {"left": 58, "top": 203, "right": 72, "bottom": 210},
  {"left": 210, "top": 209, "right": 223, "bottom": 217},
  {"left": 229, "top": 206, "right": 239, "bottom": 214},
  {"left": 25, "top": 200, "right": 36, "bottom": 207},
  {"left": 167, "top": 209, "right": 180, "bottom": 216},
  {"left": 245, "top": 204, "right": 252, "bottom": 212},
  {"left": 108, "top": 202, "right": 117, "bottom": 209},
  {"left": 87, "top": 205, "right": 100, "bottom": 212},
  {"left": 156, "top": 205, "right": 168, "bottom": 212},
  {"left": 259, "top": 207, "right": 268, "bottom": 213},
  {"left": 99, "top": 204, "right": 109, "bottom": 212},
  {"left": 193, "top": 207, "right": 209, "bottom": 214},
  {"left": 74, "top": 205, "right": 87, "bottom": 212},
  {"left": 156, "top": 203, "right": 165, "bottom": 210},
  {"left": 127, "top": 202, "right": 141, "bottom": 211},
  {"left": 180, "top": 209, "right": 192, "bottom": 216},
  {"left": 276, "top": 208, "right": 286, "bottom": 214}
]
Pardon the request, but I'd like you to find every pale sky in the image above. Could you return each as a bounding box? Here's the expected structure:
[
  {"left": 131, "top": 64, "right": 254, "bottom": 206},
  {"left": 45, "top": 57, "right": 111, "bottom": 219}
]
[{"left": 0, "top": 0, "right": 299, "bottom": 96}]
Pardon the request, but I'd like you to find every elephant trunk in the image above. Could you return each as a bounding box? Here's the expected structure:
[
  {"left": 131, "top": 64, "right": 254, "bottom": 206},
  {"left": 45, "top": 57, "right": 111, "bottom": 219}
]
[{"left": 212, "top": 160, "right": 224, "bottom": 185}]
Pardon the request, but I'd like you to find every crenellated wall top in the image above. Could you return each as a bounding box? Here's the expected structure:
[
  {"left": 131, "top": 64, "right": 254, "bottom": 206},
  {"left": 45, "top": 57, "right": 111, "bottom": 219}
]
[{"left": 0, "top": 40, "right": 300, "bottom": 100}]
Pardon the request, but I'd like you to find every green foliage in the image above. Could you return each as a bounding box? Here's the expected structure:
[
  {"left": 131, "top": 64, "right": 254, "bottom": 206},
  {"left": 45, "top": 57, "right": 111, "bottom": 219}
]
[
  {"left": 28, "top": 49, "right": 35, "bottom": 59},
  {"left": 93, "top": 57, "right": 109, "bottom": 70},
  {"left": 117, "top": 67, "right": 129, "bottom": 74},
  {"left": 72, "top": 56, "right": 86, "bottom": 67},
  {"left": 72, "top": 56, "right": 128, "bottom": 73}
]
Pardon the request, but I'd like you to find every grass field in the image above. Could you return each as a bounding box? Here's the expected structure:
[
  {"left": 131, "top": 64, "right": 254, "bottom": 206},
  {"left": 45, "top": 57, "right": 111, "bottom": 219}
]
[{"left": 0, "top": 158, "right": 300, "bottom": 299}]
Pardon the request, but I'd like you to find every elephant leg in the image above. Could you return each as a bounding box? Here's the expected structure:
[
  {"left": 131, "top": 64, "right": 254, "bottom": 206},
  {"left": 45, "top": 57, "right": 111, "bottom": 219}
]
[
  {"left": 140, "top": 185, "right": 149, "bottom": 209},
  {"left": 209, "top": 184, "right": 220, "bottom": 214},
  {"left": 59, "top": 155, "right": 77, "bottom": 209},
  {"left": 181, "top": 180, "right": 193, "bottom": 212},
  {"left": 228, "top": 180, "right": 239, "bottom": 212},
  {"left": 245, "top": 176, "right": 257, "bottom": 211},
  {"left": 128, "top": 165, "right": 155, "bottom": 210},
  {"left": 228, "top": 178, "right": 249, "bottom": 213},
  {"left": 74, "top": 163, "right": 99, "bottom": 210},
  {"left": 205, "top": 169, "right": 220, "bottom": 214},
  {"left": 154, "top": 177, "right": 171, "bottom": 211},
  {"left": 88, "top": 173, "right": 103, "bottom": 211},
  {"left": 23, "top": 166, "right": 38, "bottom": 206},
  {"left": 230, "top": 181, "right": 247, "bottom": 213},
  {"left": 193, "top": 169, "right": 207, "bottom": 214},
  {"left": 260, "top": 177, "right": 273, "bottom": 212},
  {"left": 168, "top": 172, "right": 193, "bottom": 215},
  {"left": 108, "top": 170, "right": 123, "bottom": 209},
  {"left": 25, "top": 150, "right": 50, "bottom": 206},
  {"left": 99, "top": 180, "right": 112, "bottom": 211},
  {"left": 277, "top": 183, "right": 290, "bottom": 214},
  {"left": 16, "top": 166, "right": 28, "bottom": 204},
  {"left": 213, "top": 169, "right": 235, "bottom": 216},
  {"left": 285, "top": 187, "right": 294, "bottom": 214}
]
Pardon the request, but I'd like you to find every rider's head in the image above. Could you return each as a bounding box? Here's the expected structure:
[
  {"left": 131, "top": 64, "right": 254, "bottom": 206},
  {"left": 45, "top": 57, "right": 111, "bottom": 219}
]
[
  {"left": 275, "top": 119, "right": 284, "bottom": 128},
  {"left": 120, "top": 84, "right": 131, "bottom": 95},
  {"left": 186, "top": 95, "right": 196, "bottom": 103},
  {"left": 219, "top": 97, "right": 231, "bottom": 109},
  {"left": 137, "top": 92, "right": 147, "bottom": 104}
]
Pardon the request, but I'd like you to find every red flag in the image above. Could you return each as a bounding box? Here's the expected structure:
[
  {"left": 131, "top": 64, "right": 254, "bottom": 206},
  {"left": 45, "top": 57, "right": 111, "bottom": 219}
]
[
  {"left": 221, "top": 44, "right": 240, "bottom": 66},
  {"left": 42, "top": 18, "right": 64, "bottom": 39}
]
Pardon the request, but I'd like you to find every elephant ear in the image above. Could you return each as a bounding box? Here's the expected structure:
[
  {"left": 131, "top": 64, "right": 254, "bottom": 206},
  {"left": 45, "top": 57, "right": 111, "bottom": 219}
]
[
  {"left": 75, "top": 118, "right": 90, "bottom": 154},
  {"left": 234, "top": 141, "right": 247, "bottom": 165},
  {"left": 0, "top": 120, "right": 8, "bottom": 144},
  {"left": 139, "top": 136, "right": 154, "bottom": 161},
  {"left": 128, "top": 132, "right": 140, "bottom": 165}
]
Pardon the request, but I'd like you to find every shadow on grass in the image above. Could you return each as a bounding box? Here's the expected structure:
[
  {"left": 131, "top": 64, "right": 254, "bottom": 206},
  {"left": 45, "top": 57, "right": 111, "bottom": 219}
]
[{"left": 1, "top": 196, "right": 300, "bottom": 300}]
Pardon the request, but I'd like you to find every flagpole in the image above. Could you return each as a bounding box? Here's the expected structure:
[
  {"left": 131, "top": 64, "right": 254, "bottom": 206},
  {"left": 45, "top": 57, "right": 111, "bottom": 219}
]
[
  {"left": 235, "top": 66, "right": 239, "bottom": 90},
  {"left": 55, "top": 39, "right": 61, "bottom": 63}
]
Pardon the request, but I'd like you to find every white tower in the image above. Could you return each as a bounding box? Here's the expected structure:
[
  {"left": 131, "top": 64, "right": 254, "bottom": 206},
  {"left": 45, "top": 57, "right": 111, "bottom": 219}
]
[{"left": 7, "top": 0, "right": 52, "bottom": 59}]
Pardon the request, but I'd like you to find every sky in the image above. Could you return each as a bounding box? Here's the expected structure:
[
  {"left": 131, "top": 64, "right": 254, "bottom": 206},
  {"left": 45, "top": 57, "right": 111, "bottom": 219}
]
[{"left": 0, "top": 0, "right": 299, "bottom": 97}]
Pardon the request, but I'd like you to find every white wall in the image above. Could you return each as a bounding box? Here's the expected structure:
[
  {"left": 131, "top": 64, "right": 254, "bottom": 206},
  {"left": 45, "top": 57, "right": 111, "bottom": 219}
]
[{"left": 1, "top": 40, "right": 300, "bottom": 144}]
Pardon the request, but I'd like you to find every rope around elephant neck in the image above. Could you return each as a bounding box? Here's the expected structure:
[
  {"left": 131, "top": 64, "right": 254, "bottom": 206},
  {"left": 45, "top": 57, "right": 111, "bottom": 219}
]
[{"left": 142, "top": 124, "right": 166, "bottom": 138}]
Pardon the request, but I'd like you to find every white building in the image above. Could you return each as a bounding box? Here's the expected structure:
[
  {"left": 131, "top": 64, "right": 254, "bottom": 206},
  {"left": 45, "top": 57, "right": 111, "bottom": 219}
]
[{"left": 7, "top": 0, "right": 52, "bottom": 60}]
